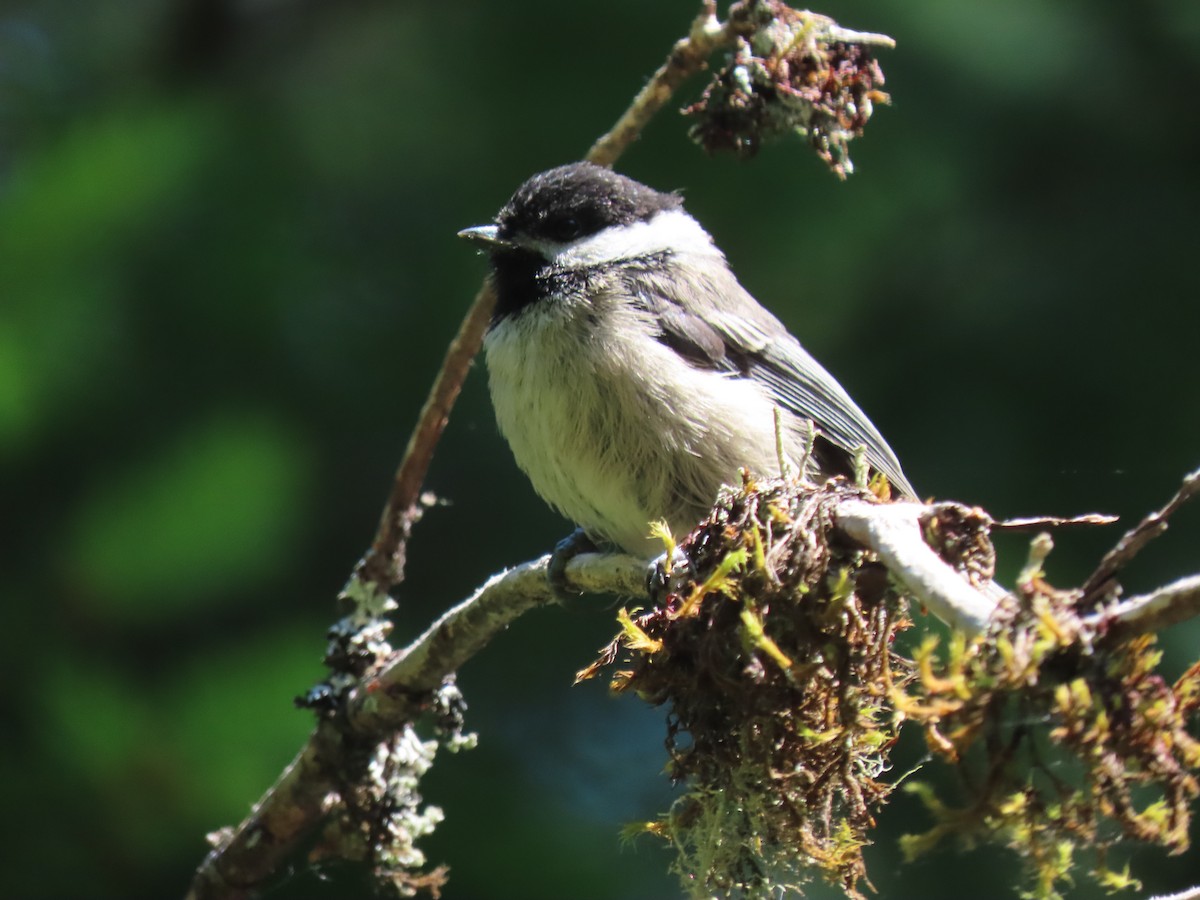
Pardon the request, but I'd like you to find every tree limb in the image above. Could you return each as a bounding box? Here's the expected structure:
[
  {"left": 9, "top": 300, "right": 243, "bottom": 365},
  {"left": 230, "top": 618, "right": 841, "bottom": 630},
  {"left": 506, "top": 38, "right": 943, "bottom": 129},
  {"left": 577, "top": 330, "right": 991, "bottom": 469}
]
[
  {"left": 345, "top": 553, "right": 647, "bottom": 734},
  {"left": 834, "top": 499, "right": 1000, "bottom": 634},
  {"left": 186, "top": 729, "right": 336, "bottom": 900},
  {"left": 1149, "top": 885, "right": 1200, "bottom": 900},
  {"left": 185, "top": 552, "right": 644, "bottom": 900},
  {"left": 1090, "top": 573, "right": 1200, "bottom": 638},
  {"left": 189, "top": 476, "right": 1200, "bottom": 900}
]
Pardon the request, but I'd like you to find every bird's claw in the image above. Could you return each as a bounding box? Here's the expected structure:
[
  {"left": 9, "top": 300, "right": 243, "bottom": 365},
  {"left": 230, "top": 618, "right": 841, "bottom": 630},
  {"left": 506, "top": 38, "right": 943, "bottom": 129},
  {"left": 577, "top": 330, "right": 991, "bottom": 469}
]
[
  {"left": 548, "top": 528, "right": 598, "bottom": 605},
  {"left": 646, "top": 545, "right": 692, "bottom": 603}
]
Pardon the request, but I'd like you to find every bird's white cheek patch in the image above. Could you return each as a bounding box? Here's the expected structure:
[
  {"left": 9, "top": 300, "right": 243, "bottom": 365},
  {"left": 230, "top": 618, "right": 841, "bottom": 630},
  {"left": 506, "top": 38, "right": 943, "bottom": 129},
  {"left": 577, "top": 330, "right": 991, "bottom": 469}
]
[{"left": 541, "top": 209, "right": 725, "bottom": 270}]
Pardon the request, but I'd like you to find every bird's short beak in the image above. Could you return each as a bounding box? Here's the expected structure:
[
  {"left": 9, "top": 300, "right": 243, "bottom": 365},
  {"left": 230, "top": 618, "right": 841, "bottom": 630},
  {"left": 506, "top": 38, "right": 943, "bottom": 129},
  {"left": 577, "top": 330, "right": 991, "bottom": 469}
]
[{"left": 457, "top": 224, "right": 509, "bottom": 247}]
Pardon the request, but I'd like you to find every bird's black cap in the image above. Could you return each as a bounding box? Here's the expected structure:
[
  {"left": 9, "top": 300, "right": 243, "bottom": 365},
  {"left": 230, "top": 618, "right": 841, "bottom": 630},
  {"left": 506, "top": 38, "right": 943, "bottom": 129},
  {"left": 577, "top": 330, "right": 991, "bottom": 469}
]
[{"left": 496, "top": 162, "right": 683, "bottom": 245}]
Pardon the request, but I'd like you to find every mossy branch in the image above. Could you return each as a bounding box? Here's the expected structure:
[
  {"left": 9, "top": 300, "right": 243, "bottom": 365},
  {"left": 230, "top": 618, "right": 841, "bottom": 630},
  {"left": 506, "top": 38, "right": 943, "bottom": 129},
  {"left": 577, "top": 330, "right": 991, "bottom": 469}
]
[{"left": 576, "top": 471, "right": 1200, "bottom": 900}]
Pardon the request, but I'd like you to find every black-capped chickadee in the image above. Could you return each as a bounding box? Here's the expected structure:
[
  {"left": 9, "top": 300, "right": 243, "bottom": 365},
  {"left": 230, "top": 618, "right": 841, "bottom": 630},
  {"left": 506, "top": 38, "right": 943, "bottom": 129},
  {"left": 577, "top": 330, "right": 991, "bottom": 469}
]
[{"left": 460, "top": 162, "right": 913, "bottom": 560}]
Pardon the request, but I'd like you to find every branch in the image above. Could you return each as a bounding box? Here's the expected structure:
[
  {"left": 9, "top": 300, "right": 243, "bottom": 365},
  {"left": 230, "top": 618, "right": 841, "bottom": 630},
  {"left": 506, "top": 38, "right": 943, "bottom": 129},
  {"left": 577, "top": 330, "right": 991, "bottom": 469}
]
[
  {"left": 1089, "top": 573, "right": 1200, "bottom": 638},
  {"left": 191, "top": 464, "right": 1200, "bottom": 900},
  {"left": 1149, "top": 886, "right": 1200, "bottom": 900},
  {"left": 345, "top": 553, "right": 647, "bottom": 734},
  {"left": 834, "top": 500, "right": 1000, "bottom": 634},
  {"left": 1074, "top": 467, "right": 1200, "bottom": 638},
  {"left": 185, "top": 554, "right": 643, "bottom": 900},
  {"left": 187, "top": 729, "right": 337, "bottom": 900},
  {"left": 189, "top": 489, "right": 1017, "bottom": 897},
  {"left": 189, "top": 482, "right": 1022, "bottom": 899},
  {"left": 587, "top": 1, "right": 729, "bottom": 167},
  {"left": 1082, "top": 467, "right": 1200, "bottom": 602},
  {"left": 835, "top": 468, "right": 1200, "bottom": 642},
  {"left": 369, "top": 497, "right": 1004, "bottom": 704}
]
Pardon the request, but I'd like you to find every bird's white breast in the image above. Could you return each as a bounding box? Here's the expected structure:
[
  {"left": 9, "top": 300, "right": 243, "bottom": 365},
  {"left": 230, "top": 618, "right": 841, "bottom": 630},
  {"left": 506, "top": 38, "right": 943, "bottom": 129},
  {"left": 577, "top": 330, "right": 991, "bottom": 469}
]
[{"left": 484, "top": 290, "right": 784, "bottom": 556}]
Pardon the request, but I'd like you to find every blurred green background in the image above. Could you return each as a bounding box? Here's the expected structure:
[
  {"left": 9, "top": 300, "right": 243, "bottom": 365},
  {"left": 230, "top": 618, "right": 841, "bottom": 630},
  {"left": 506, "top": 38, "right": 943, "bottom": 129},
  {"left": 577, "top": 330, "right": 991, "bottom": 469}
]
[{"left": 2, "top": 1, "right": 1198, "bottom": 898}]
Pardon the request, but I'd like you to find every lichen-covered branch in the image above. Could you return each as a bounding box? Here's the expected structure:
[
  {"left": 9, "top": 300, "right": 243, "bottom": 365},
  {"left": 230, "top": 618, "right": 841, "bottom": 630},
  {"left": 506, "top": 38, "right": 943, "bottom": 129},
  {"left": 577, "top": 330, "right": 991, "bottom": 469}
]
[
  {"left": 191, "top": 462, "right": 1200, "bottom": 900},
  {"left": 184, "top": 552, "right": 643, "bottom": 900},
  {"left": 1092, "top": 573, "right": 1200, "bottom": 638},
  {"left": 345, "top": 553, "right": 646, "bottom": 734},
  {"left": 1149, "top": 885, "right": 1200, "bottom": 900},
  {"left": 185, "top": 479, "right": 1009, "bottom": 900},
  {"left": 186, "top": 729, "right": 337, "bottom": 900}
]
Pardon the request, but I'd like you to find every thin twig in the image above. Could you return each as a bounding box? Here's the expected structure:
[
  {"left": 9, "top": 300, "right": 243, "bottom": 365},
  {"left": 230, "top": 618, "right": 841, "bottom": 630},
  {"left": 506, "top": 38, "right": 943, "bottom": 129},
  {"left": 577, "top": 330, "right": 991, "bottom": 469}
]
[
  {"left": 587, "top": 1, "right": 729, "bottom": 167},
  {"left": 352, "top": 280, "right": 497, "bottom": 593},
  {"left": 1081, "top": 467, "right": 1200, "bottom": 602},
  {"left": 993, "top": 512, "right": 1118, "bottom": 530}
]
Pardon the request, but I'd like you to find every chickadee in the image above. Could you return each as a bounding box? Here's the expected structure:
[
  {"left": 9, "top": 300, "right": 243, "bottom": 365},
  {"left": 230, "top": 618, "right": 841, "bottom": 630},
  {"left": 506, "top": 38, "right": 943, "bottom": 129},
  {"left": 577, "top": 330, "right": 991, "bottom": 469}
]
[{"left": 460, "top": 162, "right": 913, "bottom": 561}]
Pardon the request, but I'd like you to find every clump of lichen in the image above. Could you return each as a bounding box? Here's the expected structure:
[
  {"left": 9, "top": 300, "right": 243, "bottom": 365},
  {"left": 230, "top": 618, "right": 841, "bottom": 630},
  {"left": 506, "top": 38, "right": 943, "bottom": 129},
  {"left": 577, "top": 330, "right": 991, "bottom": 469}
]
[
  {"left": 299, "top": 597, "right": 475, "bottom": 898},
  {"left": 685, "top": 2, "right": 892, "bottom": 177},
  {"left": 579, "top": 474, "right": 912, "bottom": 898},
  {"left": 896, "top": 553, "right": 1200, "bottom": 900}
]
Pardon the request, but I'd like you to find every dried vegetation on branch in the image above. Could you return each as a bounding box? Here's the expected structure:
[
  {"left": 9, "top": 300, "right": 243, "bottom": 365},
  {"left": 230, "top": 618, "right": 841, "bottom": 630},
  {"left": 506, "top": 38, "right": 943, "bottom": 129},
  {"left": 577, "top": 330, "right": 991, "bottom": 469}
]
[{"left": 580, "top": 470, "right": 1200, "bottom": 899}]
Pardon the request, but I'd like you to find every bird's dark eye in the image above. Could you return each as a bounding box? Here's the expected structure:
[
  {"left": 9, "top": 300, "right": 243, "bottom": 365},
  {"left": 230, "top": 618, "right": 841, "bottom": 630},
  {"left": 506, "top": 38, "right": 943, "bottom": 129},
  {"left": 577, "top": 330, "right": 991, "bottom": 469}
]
[
  {"left": 530, "top": 208, "right": 595, "bottom": 241},
  {"left": 544, "top": 213, "right": 584, "bottom": 243}
]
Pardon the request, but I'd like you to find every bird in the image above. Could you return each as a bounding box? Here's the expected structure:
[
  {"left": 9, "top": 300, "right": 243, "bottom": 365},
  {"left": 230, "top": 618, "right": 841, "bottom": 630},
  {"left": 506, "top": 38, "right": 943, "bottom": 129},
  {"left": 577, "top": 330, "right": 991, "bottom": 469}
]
[{"left": 459, "top": 161, "right": 913, "bottom": 563}]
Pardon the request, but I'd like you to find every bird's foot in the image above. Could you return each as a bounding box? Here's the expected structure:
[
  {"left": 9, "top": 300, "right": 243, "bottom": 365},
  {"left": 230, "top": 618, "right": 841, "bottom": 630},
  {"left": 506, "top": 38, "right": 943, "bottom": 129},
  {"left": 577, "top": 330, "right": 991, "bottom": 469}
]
[
  {"left": 548, "top": 528, "right": 599, "bottom": 605},
  {"left": 646, "top": 545, "right": 693, "bottom": 605}
]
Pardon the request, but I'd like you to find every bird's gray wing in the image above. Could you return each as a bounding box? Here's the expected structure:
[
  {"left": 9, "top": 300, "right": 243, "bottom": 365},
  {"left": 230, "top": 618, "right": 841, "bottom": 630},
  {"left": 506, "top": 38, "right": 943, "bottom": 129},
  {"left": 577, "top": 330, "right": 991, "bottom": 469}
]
[{"left": 629, "top": 268, "right": 915, "bottom": 498}]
